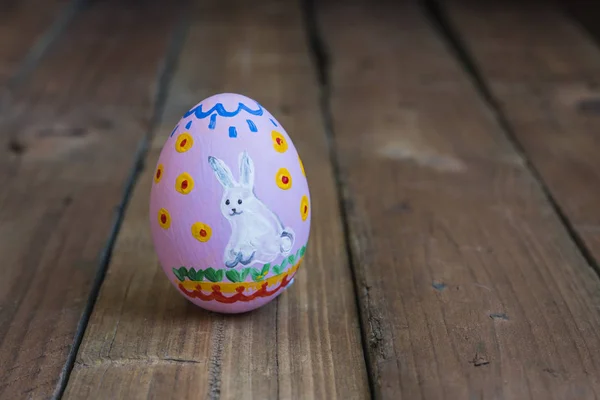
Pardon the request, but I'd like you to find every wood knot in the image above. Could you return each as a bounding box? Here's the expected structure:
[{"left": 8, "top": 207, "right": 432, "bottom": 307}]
[
  {"left": 8, "top": 124, "right": 95, "bottom": 160},
  {"left": 279, "top": 104, "right": 291, "bottom": 116},
  {"left": 390, "top": 200, "right": 411, "bottom": 213},
  {"left": 576, "top": 98, "right": 600, "bottom": 114},
  {"left": 470, "top": 352, "right": 490, "bottom": 367},
  {"left": 8, "top": 139, "right": 26, "bottom": 155}
]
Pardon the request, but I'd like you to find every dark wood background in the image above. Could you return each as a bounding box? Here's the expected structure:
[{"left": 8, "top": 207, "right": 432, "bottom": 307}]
[{"left": 2, "top": 0, "right": 600, "bottom": 399}]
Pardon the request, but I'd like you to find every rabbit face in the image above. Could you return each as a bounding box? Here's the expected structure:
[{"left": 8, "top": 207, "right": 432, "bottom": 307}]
[
  {"left": 209, "top": 151, "right": 257, "bottom": 219},
  {"left": 220, "top": 186, "right": 255, "bottom": 219}
]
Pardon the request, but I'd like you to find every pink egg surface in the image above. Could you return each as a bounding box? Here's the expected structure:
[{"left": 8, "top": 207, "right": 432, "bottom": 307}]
[{"left": 149, "top": 93, "right": 311, "bottom": 313}]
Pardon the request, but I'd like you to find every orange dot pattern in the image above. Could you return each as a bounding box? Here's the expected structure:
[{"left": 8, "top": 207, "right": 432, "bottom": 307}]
[
  {"left": 154, "top": 164, "right": 164, "bottom": 183},
  {"left": 300, "top": 196, "right": 309, "bottom": 221},
  {"left": 175, "top": 132, "right": 193, "bottom": 153},
  {"left": 158, "top": 208, "right": 171, "bottom": 229},
  {"left": 276, "top": 168, "right": 292, "bottom": 190},
  {"left": 191, "top": 222, "right": 212, "bottom": 242},
  {"left": 271, "top": 131, "right": 288, "bottom": 153},
  {"left": 175, "top": 172, "right": 194, "bottom": 195}
]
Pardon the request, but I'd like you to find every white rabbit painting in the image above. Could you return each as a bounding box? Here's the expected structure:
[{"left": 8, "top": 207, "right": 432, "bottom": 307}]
[{"left": 208, "top": 151, "right": 295, "bottom": 268}]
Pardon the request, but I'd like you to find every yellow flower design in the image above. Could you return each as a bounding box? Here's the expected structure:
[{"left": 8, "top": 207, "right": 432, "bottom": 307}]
[
  {"left": 154, "top": 164, "right": 164, "bottom": 183},
  {"left": 271, "top": 130, "right": 288, "bottom": 153},
  {"left": 191, "top": 222, "right": 212, "bottom": 242},
  {"left": 158, "top": 208, "right": 171, "bottom": 229},
  {"left": 276, "top": 168, "right": 292, "bottom": 190},
  {"left": 300, "top": 195, "right": 309, "bottom": 221},
  {"left": 298, "top": 155, "right": 305, "bottom": 177},
  {"left": 175, "top": 133, "right": 193, "bottom": 153},
  {"left": 175, "top": 172, "right": 194, "bottom": 194}
]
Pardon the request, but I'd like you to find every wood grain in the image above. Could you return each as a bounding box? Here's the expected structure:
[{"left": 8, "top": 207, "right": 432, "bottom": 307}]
[
  {"left": 0, "top": 2, "right": 183, "bottom": 398},
  {"left": 318, "top": 0, "right": 600, "bottom": 398},
  {"left": 63, "top": 0, "right": 370, "bottom": 398},
  {"left": 442, "top": 0, "right": 600, "bottom": 274},
  {"left": 0, "top": 0, "right": 73, "bottom": 87}
]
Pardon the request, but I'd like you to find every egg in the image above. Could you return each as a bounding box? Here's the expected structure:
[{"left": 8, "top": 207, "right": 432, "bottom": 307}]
[{"left": 149, "top": 93, "right": 311, "bottom": 313}]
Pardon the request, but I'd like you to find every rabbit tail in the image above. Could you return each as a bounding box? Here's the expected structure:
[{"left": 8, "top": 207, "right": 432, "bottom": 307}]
[{"left": 280, "top": 228, "right": 295, "bottom": 255}]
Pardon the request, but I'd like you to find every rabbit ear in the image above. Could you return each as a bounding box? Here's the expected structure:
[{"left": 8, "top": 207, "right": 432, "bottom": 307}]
[
  {"left": 239, "top": 151, "right": 254, "bottom": 189},
  {"left": 208, "top": 156, "right": 236, "bottom": 188}
]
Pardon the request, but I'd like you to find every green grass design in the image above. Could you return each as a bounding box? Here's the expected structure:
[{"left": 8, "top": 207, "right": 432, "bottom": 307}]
[{"left": 172, "top": 245, "right": 306, "bottom": 283}]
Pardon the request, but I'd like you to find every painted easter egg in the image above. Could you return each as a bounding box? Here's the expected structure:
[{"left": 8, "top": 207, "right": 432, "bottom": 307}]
[{"left": 149, "top": 93, "right": 311, "bottom": 314}]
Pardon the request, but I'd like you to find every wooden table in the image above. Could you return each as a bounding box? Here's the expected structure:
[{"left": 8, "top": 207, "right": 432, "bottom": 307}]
[{"left": 2, "top": 0, "right": 600, "bottom": 398}]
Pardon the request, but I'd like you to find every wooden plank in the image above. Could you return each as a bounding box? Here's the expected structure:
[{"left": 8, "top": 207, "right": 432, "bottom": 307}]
[
  {"left": 318, "top": 0, "right": 600, "bottom": 398},
  {"left": 0, "top": 0, "right": 74, "bottom": 87},
  {"left": 63, "top": 0, "right": 370, "bottom": 398},
  {"left": 441, "top": 0, "right": 600, "bottom": 276},
  {"left": 0, "top": 2, "right": 183, "bottom": 398}
]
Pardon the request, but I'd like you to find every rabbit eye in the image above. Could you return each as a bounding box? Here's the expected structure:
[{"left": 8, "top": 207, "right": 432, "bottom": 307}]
[
  {"left": 238, "top": 199, "right": 243, "bottom": 205},
  {"left": 225, "top": 199, "right": 230, "bottom": 205}
]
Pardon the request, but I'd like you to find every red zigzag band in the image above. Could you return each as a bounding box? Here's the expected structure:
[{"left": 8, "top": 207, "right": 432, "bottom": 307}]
[{"left": 178, "top": 272, "right": 296, "bottom": 303}]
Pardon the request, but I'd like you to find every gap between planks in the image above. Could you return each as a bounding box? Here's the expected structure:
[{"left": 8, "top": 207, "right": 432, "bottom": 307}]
[{"left": 302, "top": 0, "right": 378, "bottom": 397}]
